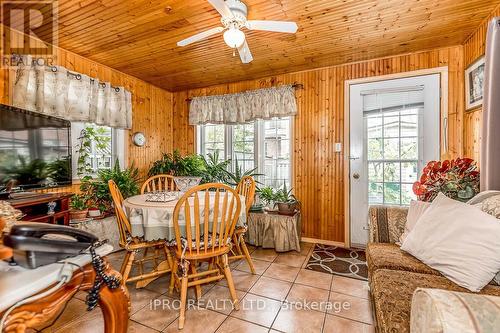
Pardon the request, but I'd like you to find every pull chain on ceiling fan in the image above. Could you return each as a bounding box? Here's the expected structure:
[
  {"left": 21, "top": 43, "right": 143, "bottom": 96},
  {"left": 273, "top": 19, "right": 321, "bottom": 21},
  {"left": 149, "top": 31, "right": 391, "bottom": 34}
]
[{"left": 177, "top": 0, "right": 298, "bottom": 64}]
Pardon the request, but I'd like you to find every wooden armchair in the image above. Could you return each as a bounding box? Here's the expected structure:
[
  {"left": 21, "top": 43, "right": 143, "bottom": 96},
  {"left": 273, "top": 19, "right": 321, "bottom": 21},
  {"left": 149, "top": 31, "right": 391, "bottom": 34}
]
[
  {"left": 108, "top": 180, "right": 173, "bottom": 289},
  {"left": 141, "top": 174, "right": 176, "bottom": 194},
  {"left": 228, "top": 176, "right": 256, "bottom": 274},
  {"left": 170, "top": 183, "right": 241, "bottom": 329}
]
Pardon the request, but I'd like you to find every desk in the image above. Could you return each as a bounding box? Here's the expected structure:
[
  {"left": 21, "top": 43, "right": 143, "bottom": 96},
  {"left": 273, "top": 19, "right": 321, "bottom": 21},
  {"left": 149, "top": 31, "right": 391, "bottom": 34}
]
[{"left": 245, "top": 211, "right": 301, "bottom": 252}]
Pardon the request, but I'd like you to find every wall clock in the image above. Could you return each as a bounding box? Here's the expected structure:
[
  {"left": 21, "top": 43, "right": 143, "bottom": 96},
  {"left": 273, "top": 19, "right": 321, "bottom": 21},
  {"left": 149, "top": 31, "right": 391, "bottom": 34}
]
[{"left": 132, "top": 132, "right": 146, "bottom": 147}]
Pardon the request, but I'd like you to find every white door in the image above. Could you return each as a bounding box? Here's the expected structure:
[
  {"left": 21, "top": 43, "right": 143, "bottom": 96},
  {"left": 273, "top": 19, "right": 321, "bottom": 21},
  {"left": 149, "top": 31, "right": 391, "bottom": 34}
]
[{"left": 349, "top": 74, "right": 441, "bottom": 247}]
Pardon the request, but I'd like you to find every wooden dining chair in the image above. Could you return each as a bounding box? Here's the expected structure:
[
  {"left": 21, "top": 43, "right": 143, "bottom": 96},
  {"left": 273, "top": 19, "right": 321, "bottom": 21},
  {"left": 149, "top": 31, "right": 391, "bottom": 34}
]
[
  {"left": 141, "top": 174, "right": 176, "bottom": 194},
  {"left": 170, "top": 183, "right": 241, "bottom": 330},
  {"left": 228, "top": 176, "right": 256, "bottom": 274},
  {"left": 108, "top": 180, "right": 173, "bottom": 288}
]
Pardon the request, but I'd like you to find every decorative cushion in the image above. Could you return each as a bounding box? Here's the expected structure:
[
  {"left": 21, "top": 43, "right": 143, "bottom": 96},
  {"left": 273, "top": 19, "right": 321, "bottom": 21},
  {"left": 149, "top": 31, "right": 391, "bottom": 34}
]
[
  {"left": 370, "top": 269, "right": 500, "bottom": 333},
  {"left": 368, "top": 205, "right": 408, "bottom": 244},
  {"left": 411, "top": 288, "right": 500, "bottom": 333},
  {"left": 401, "top": 193, "right": 500, "bottom": 292},
  {"left": 399, "top": 200, "right": 430, "bottom": 244},
  {"left": 481, "top": 194, "right": 500, "bottom": 219}
]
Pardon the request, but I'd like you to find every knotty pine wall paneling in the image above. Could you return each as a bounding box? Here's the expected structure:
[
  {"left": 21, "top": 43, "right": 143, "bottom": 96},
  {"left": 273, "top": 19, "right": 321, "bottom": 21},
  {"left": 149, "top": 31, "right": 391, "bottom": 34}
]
[
  {"left": 172, "top": 46, "right": 464, "bottom": 243},
  {"left": 462, "top": 3, "right": 500, "bottom": 161}
]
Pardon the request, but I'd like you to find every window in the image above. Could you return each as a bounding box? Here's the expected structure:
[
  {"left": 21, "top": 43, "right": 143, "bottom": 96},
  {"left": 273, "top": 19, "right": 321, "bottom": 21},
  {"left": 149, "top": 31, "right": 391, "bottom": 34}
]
[
  {"left": 233, "top": 123, "right": 255, "bottom": 172},
  {"left": 262, "top": 118, "right": 291, "bottom": 188},
  {"left": 71, "top": 123, "right": 125, "bottom": 179},
  {"left": 197, "top": 118, "right": 292, "bottom": 188},
  {"left": 364, "top": 91, "right": 424, "bottom": 206}
]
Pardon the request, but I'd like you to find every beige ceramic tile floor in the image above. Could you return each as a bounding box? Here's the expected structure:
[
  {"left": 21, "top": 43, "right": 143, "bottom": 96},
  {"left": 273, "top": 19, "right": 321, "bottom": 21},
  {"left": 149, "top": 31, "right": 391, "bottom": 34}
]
[{"left": 42, "top": 242, "right": 374, "bottom": 333}]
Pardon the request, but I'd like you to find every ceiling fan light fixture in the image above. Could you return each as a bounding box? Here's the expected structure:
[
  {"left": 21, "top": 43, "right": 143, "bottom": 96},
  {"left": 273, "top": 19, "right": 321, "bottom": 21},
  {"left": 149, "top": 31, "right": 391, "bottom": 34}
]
[{"left": 223, "top": 26, "right": 245, "bottom": 48}]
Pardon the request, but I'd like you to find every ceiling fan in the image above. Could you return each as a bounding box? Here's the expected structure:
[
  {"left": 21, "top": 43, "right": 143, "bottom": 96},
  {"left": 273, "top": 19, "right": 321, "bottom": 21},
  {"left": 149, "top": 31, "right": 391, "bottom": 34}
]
[{"left": 177, "top": 0, "right": 298, "bottom": 64}]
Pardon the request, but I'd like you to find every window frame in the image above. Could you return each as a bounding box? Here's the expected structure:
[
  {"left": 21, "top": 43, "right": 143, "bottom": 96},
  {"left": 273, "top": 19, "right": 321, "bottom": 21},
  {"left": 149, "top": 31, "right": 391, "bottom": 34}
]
[
  {"left": 70, "top": 122, "right": 125, "bottom": 180},
  {"left": 197, "top": 117, "right": 293, "bottom": 187}
]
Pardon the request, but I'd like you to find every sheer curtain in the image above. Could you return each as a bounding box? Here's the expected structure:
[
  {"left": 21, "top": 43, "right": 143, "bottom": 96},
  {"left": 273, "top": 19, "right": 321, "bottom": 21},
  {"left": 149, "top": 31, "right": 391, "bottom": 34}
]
[
  {"left": 189, "top": 85, "right": 297, "bottom": 125},
  {"left": 11, "top": 56, "right": 132, "bottom": 129}
]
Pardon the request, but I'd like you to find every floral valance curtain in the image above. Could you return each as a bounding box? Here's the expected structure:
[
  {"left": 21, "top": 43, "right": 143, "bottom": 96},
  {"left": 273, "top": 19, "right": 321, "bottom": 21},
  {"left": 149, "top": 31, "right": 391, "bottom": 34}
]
[
  {"left": 11, "top": 56, "right": 132, "bottom": 129},
  {"left": 189, "top": 85, "right": 297, "bottom": 125}
]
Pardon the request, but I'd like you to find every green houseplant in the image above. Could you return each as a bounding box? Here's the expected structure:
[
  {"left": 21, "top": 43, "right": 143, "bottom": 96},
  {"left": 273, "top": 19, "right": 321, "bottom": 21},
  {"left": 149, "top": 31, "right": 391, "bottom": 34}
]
[
  {"left": 224, "top": 158, "right": 263, "bottom": 187},
  {"left": 80, "top": 160, "right": 140, "bottom": 214},
  {"left": 257, "top": 186, "right": 276, "bottom": 208},
  {"left": 273, "top": 182, "right": 300, "bottom": 215},
  {"left": 148, "top": 150, "right": 206, "bottom": 193},
  {"left": 200, "top": 151, "right": 231, "bottom": 184},
  {"left": 148, "top": 150, "right": 205, "bottom": 177},
  {"left": 69, "top": 193, "right": 89, "bottom": 220}
]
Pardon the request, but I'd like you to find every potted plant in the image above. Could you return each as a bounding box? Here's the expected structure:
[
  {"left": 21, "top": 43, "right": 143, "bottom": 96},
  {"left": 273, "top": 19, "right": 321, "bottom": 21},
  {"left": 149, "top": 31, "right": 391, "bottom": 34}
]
[
  {"left": 80, "top": 160, "right": 140, "bottom": 214},
  {"left": 70, "top": 194, "right": 89, "bottom": 220},
  {"left": 200, "top": 151, "right": 231, "bottom": 184},
  {"left": 149, "top": 150, "right": 206, "bottom": 193},
  {"left": 257, "top": 186, "right": 276, "bottom": 209},
  {"left": 224, "top": 158, "right": 263, "bottom": 187},
  {"left": 413, "top": 158, "right": 480, "bottom": 202},
  {"left": 274, "top": 182, "right": 300, "bottom": 215}
]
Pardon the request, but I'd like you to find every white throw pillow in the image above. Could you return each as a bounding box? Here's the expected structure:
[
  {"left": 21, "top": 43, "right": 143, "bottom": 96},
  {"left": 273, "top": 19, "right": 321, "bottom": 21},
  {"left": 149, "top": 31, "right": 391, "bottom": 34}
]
[
  {"left": 399, "top": 200, "right": 431, "bottom": 244},
  {"left": 401, "top": 193, "right": 500, "bottom": 292}
]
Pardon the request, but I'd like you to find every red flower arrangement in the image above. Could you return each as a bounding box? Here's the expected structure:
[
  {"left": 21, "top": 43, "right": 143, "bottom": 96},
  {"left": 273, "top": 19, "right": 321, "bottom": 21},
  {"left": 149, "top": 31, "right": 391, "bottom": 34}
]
[{"left": 413, "top": 158, "right": 480, "bottom": 202}]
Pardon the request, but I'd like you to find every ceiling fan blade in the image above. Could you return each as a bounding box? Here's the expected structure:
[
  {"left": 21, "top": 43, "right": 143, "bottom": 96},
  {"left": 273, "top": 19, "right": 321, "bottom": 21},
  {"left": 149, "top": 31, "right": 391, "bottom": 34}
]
[
  {"left": 177, "top": 27, "right": 224, "bottom": 47},
  {"left": 238, "top": 40, "right": 253, "bottom": 64},
  {"left": 246, "top": 20, "right": 298, "bottom": 33},
  {"left": 207, "top": 0, "right": 234, "bottom": 18}
]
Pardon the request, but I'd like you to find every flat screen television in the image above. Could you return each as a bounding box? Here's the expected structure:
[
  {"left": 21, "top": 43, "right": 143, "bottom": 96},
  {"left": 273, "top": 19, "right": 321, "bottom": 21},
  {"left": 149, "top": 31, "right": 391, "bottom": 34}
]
[{"left": 0, "top": 104, "right": 72, "bottom": 194}]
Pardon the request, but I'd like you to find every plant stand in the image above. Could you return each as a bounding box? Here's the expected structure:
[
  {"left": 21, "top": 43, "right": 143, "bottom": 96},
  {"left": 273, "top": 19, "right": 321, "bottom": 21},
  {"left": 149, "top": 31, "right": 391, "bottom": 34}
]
[{"left": 245, "top": 211, "right": 301, "bottom": 252}]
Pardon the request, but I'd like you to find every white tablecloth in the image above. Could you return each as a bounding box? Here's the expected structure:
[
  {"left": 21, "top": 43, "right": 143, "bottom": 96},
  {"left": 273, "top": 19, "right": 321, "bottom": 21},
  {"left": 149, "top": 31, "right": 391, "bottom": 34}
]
[{"left": 123, "top": 192, "right": 246, "bottom": 242}]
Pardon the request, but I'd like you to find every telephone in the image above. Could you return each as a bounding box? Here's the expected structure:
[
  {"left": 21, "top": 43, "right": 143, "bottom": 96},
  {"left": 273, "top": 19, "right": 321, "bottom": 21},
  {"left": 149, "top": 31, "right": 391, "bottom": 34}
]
[{"left": 3, "top": 223, "right": 98, "bottom": 269}]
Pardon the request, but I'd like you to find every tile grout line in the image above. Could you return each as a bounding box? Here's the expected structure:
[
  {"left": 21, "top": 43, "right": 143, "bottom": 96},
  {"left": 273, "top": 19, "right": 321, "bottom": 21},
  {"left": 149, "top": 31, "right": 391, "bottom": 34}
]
[{"left": 267, "top": 245, "right": 308, "bottom": 332}]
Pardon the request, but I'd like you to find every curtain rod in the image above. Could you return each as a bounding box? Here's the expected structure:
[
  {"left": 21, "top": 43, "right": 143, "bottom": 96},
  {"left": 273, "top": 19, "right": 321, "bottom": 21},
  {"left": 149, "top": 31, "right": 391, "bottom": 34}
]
[{"left": 184, "top": 83, "right": 304, "bottom": 102}]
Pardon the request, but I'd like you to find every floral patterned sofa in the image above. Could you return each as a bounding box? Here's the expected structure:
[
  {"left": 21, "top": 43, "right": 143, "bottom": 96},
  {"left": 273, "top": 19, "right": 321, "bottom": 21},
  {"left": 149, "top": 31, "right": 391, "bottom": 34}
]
[{"left": 367, "top": 205, "right": 500, "bottom": 333}]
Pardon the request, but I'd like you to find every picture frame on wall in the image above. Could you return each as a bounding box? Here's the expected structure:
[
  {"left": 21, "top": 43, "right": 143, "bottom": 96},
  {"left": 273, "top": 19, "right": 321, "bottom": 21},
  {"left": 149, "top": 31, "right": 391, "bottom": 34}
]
[{"left": 465, "top": 56, "right": 485, "bottom": 111}]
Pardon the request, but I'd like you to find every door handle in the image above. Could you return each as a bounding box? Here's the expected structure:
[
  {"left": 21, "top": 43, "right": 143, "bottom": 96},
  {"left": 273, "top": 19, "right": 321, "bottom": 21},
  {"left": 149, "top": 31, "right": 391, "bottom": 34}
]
[
  {"left": 352, "top": 173, "right": 360, "bottom": 179},
  {"left": 348, "top": 156, "right": 360, "bottom": 160}
]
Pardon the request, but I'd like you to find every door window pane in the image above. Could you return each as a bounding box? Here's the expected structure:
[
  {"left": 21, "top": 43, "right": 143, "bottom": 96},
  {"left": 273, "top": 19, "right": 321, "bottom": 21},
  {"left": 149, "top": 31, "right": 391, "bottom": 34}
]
[
  {"left": 369, "top": 182, "right": 383, "bottom": 204},
  {"left": 401, "top": 162, "right": 418, "bottom": 183},
  {"left": 367, "top": 139, "right": 383, "bottom": 160},
  {"left": 383, "top": 115, "right": 400, "bottom": 137},
  {"left": 383, "top": 138, "right": 400, "bottom": 159},
  {"left": 364, "top": 90, "right": 423, "bottom": 206},
  {"left": 384, "top": 183, "right": 401, "bottom": 204},
  {"left": 384, "top": 162, "right": 400, "bottom": 182},
  {"left": 401, "top": 138, "right": 418, "bottom": 160},
  {"left": 368, "top": 162, "right": 383, "bottom": 182},
  {"left": 367, "top": 116, "right": 382, "bottom": 138}
]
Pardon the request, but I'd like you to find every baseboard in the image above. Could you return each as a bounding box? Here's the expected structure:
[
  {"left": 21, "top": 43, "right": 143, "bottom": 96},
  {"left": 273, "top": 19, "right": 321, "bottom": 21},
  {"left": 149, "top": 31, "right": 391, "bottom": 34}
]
[{"left": 301, "top": 237, "right": 346, "bottom": 247}]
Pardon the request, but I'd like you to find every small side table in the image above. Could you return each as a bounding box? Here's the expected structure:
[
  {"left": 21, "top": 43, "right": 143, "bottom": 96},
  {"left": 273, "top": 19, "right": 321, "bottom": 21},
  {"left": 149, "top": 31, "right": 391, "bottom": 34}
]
[{"left": 245, "top": 211, "right": 301, "bottom": 252}]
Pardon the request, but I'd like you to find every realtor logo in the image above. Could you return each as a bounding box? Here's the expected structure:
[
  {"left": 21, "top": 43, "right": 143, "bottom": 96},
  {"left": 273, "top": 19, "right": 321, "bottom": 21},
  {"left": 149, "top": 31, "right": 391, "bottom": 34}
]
[{"left": 1, "top": 0, "right": 58, "bottom": 67}]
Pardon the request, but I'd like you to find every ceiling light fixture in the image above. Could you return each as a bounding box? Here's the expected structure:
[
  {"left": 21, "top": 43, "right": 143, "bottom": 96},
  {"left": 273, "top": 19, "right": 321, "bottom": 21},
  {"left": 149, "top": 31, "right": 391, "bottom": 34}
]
[{"left": 223, "top": 25, "right": 245, "bottom": 48}]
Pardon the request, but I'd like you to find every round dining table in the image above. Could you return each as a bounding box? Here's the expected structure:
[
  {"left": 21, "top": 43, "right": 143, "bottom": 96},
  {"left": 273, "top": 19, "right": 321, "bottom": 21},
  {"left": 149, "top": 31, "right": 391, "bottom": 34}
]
[{"left": 123, "top": 192, "right": 247, "bottom": 243}]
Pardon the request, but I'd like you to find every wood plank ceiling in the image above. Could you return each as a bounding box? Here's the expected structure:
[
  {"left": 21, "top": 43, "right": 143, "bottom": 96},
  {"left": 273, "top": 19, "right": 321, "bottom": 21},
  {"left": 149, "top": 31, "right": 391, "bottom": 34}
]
[{"left": 18, "top": 0, "right": 500, "bottom": 91}]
